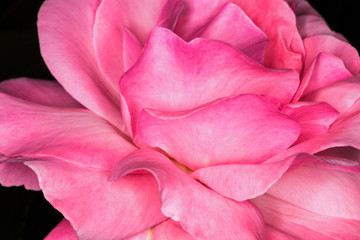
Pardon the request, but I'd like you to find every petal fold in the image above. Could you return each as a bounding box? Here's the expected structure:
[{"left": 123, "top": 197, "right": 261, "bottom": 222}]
[{"left": 45, "top": 219, "right": 78, "bottom": 240}]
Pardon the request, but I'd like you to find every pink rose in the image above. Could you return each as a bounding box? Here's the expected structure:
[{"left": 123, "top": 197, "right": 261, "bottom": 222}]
[{"left": 1, "top": 0, "right": 360, "bottom": 239}]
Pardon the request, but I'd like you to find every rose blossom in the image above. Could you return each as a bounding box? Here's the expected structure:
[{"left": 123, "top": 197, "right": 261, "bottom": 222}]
[{"left": 1, "top": 0, "right": 360, "bottom": 239}]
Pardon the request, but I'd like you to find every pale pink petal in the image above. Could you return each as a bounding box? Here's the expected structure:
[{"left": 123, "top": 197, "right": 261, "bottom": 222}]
[
  {"left": 191, "top": 156, "right": 294, "bottom": 201},
  {"left": 281, "top": 102, "right": 339, "bottom": 143},
  {"left": 303, "top": 35, "right": 360, "bottom": 75},
  {"left": 120, "top": 28, "right": 299, "bottom": 138},
  {"left": 38, "top": 0, "right": 125, "bottom": 130},
  {"left": 0, "top": 161, "right": 40, "bottom": 190},
  {"left": 139, "top": 94, "right": 300, "bottom": 169},
  {"left": 293, "top": 53, "right": 353, "bottom": 101},
  {"left": 153, "top": 219, "right": 196, "bottom": 240},
  {"left": 267, "top": 154, "right": 360, "bottom": 220},
  {"left": 123, "top": 26, "right": 143, "bottom": 72},
  {"left": 25, "top": 160, "right": 165, "bottom": 239},
  {"left": 303, "top": 77, "right": 360, "bottom": 114},
  {"left": 253, "top": 194, "right": 360, "bottom": 240},
  {"left": 44, "top": 219, "right": 78, "bottom": 240},
  {"left": 0, "top": 93, "right": 135, "bottom": 170},
  {"left": 199, "top": 2, "right": 268, "bottom": 63},
  {"left": 109, "top": 149, "right": 265, "bottom": 240},
  {"left": 230, "top": 0, "right": 305, "bottom": 72},
  {"left": 0, "top": 78, "right": 82, "bottom": 108}
]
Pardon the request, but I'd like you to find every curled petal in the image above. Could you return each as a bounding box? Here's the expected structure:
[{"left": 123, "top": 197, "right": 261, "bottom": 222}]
[
  {"left": 139, "top": 94, "right": 300, "bottom": 169},
  {"left": 0, "top": 161, "right": 40, "bottom": 190},
  {"left": 109, "top": 149, "right": 265, "bottom": 240},
  {"left": 45, "top": 219, "right": 78, "bottom": 240}
]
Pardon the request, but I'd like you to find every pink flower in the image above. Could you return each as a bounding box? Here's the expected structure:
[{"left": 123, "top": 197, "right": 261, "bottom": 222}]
[{"left": 1, "top": 0, "right": 360, "bottom": 239}]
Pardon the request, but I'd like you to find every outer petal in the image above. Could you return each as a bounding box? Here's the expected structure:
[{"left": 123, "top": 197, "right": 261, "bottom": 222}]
[
  {"left": 120, "top": 28, "right": 299, "bottom": 138},
  {"left": 0, "top": 93, "right": 135, "bottom": 171},
  {"left": 0, "top": 161, "right": 40, "bottom": 190},
  {"left": 281, "top": 102, "right": 339, "bottom": 143},
  {"left": 0, "top": 78, "right": 82, "bottom": 108},
  {"left": 139, "top": 95, "right": 300, "bottom": 169},
  {"left": 25, "top": 160, "right": 165, "bottom": 240},
  {"left": 109, "top": 149, "right": 265, "bottom": 240},
  {"left": 45, "top": 219, "right": 78, "bottom": 240},
  {"left": 38, "top": 0, "right": 125, "bottom": 130},
  {"left": 230, "top": 0, "right": 305, "bottom": 72},
  {"left": 303, "top": 77, "right": 360, "bottom": 114},
  {"left": 303, "top": 35, "right": 360, "bottom": 75},
  {"left": 198, "top": 2, "right": 268, "bottom": 63}
]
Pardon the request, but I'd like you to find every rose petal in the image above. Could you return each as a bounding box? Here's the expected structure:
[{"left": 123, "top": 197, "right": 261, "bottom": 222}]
[
  {"left": 123, "top": 26, "right": 143, "bottom": 72},
  {"left": 191, "top": 155, "right": 294, "bottom": 201},
  {"left": 303, "top": 35, "right": 360, "bottom": 75},
  {"left": 153, "top": 219, "right": 196, "bottom": 240},
  {"left": 303, "top": 77, "right": 360, "bottom": 114},
  {"left": 139, "top": 94, "right": 300, "bottom": 169},
  {"left": 45, "top": 219, "right": 78, "bottom": 240},
  {"left": 38, "top": 0, "right": 125, "bottom": 130},
  {"left": 231, "top": 0, "right": 305, "bottom": 72},
  {"left": 0, "top": 93, "right": 135, "bottom": 171},
  {"left": 265, "top": 225, "right": 297, "bottom": 240},
  {"left": 0, "top": 161, "right": 40, "bottom": 190},
  {"left": 120, "top": 27, "right": 299, "bottom": 138},
  {"left": 109, "top": 149, "right": 265, "bottom": 240},
  {"left": 293, "top": 52, "right": 353, "bottom": 101},
  {"left": 0, "top": 78, "right": 82, "bottom": 108},
  {"left": 281, "top": 102, "right": 339, "bottom": 143},
  {"left": 199, "top": 2, "right": 268, "bottom": 63},
  {"left": 25, "top": 159, "right": 165, "bottom": 239}
]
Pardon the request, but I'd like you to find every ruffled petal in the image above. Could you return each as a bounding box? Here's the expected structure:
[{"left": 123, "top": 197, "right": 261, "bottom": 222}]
[
  {"left": 109, "top": 149, "right": 265, "bottom": 240},
  {"left": 0, "top": 78, "right": 82, "bottom": 108},
  {"left": 44, "top": 219, "right": 78, "bottom": 240},
  {"left": 26, "top": 160, "right": 165, "bottom": 240},
  {"left": 198, "top": 2, "right": 268, "bottom": 63},
  {"left": 38, "top": 0, "right": 125, "bottom": 130},
  {"left": 120, "top": 27, "right": 299, "bottom": 138},
  {"left": 230, "top": 0, "right": 305, "bottom": 72},
  {"left": 281, "top": 102, "right": 339, "bottom": 143},
  {"left": 0, "top": 93, "right": 135, "bottom": 171},
  {"left": 139, "top": 94, "right": 300, "bottom": 169},
  {"left": 303, "top": 77, "right": 360, "bottom": 114},
  {"left": 191, "top": 156, "right": 294, "bottom": 201}
]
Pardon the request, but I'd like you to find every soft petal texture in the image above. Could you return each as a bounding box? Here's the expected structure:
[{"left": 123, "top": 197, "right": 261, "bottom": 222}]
[
  {"left": 266, "top": 226, "right": 297, "bottom": 240},
  {"left": 0, "top": 77, "right": 82, "bottom": 108},
  {"left": 198, "top": 2, "right": 268, "bottom": 63},
  {"left": 139, "top": 94, "right": 300, "bottom": 169},
  {"left": 120, "top": 28, "right": 299, "bottom": 137},
  {"left": 293, "top": 53, "right": 353, "bottom": 100},
  {"left": 303, "top": 77, "right": 360, "bottom": 114},
  {"left": 0, "top": 161, "right": 40, "bottom": 190},
  {"left": 152, "top": 219, "right": 196, "bottom": 240},
  {"left": 123, "top": 26, "right": 143, "bottom": 72},
  {"left": 191, "top": 155, "right": 294, "bottom": 201},
  {"left": 45, "top": 219, "right": 78, "bottom": 240},
  {"left": 109, "top": 149, "right": 265, "bottom": 240},
  {"left": 253, "top": 194, "right": 360, "bottom": 240},
  {"left": 230, "top": 0, "right": 305, "bottom": 72},
  {"left": 281, "top": 102, "right": 339, "bottom": 143},
  {"left": 303, "top": 35, "right": 360, "bottom": 75},
  {"left": 25, "top": 160, "right": 165, "bottom": 240},
  {"left": 38, "top": 0, "right": 125, "bottom": 130},
  {"left": 0, "top": 93, "right": 135, "bottom": 170}
]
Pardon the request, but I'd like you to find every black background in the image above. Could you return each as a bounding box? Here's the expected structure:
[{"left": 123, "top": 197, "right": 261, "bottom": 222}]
[{"left": 0, "top": 0, "right": 359, "bottom": 239}]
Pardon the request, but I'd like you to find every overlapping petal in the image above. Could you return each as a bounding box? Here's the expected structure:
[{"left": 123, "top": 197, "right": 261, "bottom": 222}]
[
  {"left": 110, "top": 149, "right": 265, "bottom": 240},
  {"left": 45, "top": 219, "right": 78, "bottom": 240},
  {"left": 139, "top": 94, "right": 300, "bottom": 169},
  {"left": 120, "top": 27, "right": 299, "bottom": 138}
]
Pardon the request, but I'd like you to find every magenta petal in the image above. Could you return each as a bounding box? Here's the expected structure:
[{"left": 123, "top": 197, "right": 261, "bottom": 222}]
[
  {"left": 139, "top": 94, "right": 300, "bottom": 169},
  {"left": 38, "top": 0, "right": 125, "bottom": 130},
  {"left": 303, "top": 77, "right": 360, "bottom": 114},
  {"left": 303, "top": 35, "right": 360, "bottom": 75},
  {"left": 120, "top": 28, "right": 299, "bottom": 137},
  {"left": 26, "top": 160, "right": 165, "bottom": 239},
  {"left": 0, "top": 78, "right": 82, "bottom": 108},
  {"left": 110, "top": 149, "right": 265, "bottom": 239},
  {"left": 199, "top": 2, "right": 268, "bottom": 63},
  {"left": 281, "top": 102, "right": 339, "bottom": 143},
  {"left": 0, "top": 93, "right": 135, "bottom": 170},
  {"left": 191, "top": 156, "right": 293, "bottom": 201},
  {"left": 0, "top": 162, "right": 40, "bottom": 190},
  {"left": 44, "top": 219, "right": 78, "bottom": 240}
]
